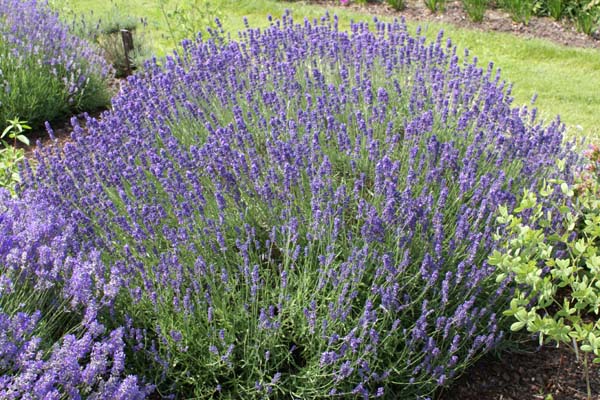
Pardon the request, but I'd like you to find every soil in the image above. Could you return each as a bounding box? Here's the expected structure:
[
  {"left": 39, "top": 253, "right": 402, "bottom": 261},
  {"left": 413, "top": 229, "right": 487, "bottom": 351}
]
[
  {"left": 21, "top": 4, "right": 600, "bottom": 399},
  {"left": 438, "top": 340, "right": 600, "bottom": 400}
]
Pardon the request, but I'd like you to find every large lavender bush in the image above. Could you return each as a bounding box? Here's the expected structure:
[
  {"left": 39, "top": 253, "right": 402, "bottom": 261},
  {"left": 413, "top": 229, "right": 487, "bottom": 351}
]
[
  {"left": 7, "top": 13, "right": 577, "bottom": 398},
  {"left": 0, "top": 0, "right": 111, "bottom": 128}
]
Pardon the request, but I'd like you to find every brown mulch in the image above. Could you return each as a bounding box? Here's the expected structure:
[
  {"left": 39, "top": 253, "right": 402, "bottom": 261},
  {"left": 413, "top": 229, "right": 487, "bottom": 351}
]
[
  {"left": 438, "top": 340, "right": 600, "bottom": 400},
  {"left": 20, "top": 113, "right": 97, "bottom": 159}
]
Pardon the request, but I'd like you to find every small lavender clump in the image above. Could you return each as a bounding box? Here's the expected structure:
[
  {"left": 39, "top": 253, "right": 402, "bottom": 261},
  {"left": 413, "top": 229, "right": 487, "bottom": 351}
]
[
  {"left": 12, "top": 12, "right": 577, "bottom": 399},
  {"left": 0, "top": 0, "right": 111, "bottom": 127}
]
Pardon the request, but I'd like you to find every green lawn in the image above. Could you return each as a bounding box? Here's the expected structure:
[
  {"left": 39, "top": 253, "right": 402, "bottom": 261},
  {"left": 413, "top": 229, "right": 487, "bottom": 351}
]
[{"left": 55, "top": 0, "right": 600, "bottom": 140}]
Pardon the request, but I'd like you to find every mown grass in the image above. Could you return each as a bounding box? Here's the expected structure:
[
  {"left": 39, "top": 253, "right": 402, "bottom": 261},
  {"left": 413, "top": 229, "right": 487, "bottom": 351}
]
[{"left": 55, "top": 0, "right": 600, "bottom": 139}]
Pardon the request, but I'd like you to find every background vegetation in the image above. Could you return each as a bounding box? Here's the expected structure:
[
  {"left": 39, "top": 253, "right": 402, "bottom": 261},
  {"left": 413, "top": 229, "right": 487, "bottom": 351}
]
[
  {"left": 353, "top": 0, "right": 600, "bottom": 35},
  {"left": 52, "top": 0, "right": 600, "bottom": 140}
]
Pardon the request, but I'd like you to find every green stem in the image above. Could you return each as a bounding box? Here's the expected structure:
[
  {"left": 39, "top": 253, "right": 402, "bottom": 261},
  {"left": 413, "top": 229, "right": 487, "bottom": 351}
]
[
  {"left": 584, "top": 352, "right": 591, "bottom": 400},
  {"left": 158, "top": 0, "right": 179, "bottom": 50}
]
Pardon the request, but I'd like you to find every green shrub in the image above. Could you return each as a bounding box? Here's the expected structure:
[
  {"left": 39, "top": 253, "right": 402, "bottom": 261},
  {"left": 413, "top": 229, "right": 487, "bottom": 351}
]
[
  {"left": 0, "top": 118, "right": 30, "bottom": 197},
  {"left": 1, "top": 117, "right": 31, "bottom": 147},
  {"left": 490, "top": 155, "right": 600, "bottom": 400},
  {"left": 557, "top": 0, "right": 600, "bottom": 34},
  {"left": 0, "top": 146, "right": 24, "bottom": 197}
]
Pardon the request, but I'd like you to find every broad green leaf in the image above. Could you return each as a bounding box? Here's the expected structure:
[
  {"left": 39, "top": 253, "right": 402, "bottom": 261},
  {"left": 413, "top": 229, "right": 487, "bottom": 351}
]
[
  {"left": 16, "top": 134, "right": 30, "bottom": 146},
  {"left": 560, "top": 182, "right": 574, "bottom": 197},
  {"left": 581, "top": 344, "right": 593, "bottom": 352},
  {"left": 511, "top": 321, "right": 526, "bottom": 331},
  {"left": 574, "top": 239, "right": 587, "bottom": 255}
]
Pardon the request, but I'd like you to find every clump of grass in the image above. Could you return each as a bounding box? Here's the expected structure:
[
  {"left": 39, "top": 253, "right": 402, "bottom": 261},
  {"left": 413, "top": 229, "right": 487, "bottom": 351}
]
[
  {"left": 425, "top": 0, "right": 447, "bottom": 12},
  {"left": 462, "top": 0, "right": 488, "bottom": 21},
  {"left": 575, "top": 8, "right": 600, "bottom": 34},
  {"left": 501, "top": 0, "right": 535, "bottom": 24},
  {"left": 547, "top": 0, "right": 564, "bottom": 20},
  {"left": 387, "top": 0, "right": 407, "bottom": 11}
]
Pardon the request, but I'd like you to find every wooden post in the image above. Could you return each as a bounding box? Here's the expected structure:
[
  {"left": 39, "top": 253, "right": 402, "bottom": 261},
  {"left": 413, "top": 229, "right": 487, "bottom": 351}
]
[{"left": 120, "top": 29, "right": 134, "bottom": 76}]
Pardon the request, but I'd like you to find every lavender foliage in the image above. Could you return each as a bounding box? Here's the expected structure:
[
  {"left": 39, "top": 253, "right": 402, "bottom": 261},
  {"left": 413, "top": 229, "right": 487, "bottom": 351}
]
[{"left": 8, "top": 13, "right": 578, "bottom": 398}]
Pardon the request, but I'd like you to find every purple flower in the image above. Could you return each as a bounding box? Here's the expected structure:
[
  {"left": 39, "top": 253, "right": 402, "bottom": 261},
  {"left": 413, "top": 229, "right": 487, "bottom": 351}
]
[{"left": 170, "top": 330, "right": 183, "bottom": 343}]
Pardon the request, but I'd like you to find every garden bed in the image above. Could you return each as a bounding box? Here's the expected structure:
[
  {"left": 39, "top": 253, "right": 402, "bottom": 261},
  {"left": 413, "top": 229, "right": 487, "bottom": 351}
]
[
  {"left": 4, "top": 2, "right": 600, "bottom": 399},
  {"left": 441, "top": 341, "right": 600, "bottom": 399},
  {"left": 316, "top": 0, "right": 600, "bottom": 48}
]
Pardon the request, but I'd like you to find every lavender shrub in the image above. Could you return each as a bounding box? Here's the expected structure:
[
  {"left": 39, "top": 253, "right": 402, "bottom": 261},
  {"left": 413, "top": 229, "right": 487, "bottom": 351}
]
[
  {"left": 0, "top": 0, "right": 111, "bottom": 128},
  {"left": 11, "top": 13, "right": 577, "bottom": 398}
]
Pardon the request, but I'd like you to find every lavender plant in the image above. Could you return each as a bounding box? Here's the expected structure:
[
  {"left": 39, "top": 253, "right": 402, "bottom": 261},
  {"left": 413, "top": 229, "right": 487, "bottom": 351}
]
[
  {"left": 0, "top": 307, "right": 151, "bottom": 399},
  {"left": 9, "top": 13, "right": 577, "bottom": 398},
  {"left": 0, "top": 0, "right": 111, "bottom": 129}
]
